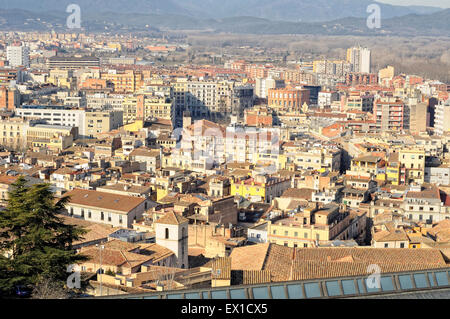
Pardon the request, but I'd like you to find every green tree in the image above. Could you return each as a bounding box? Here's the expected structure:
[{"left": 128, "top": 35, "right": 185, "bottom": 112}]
[{"left": 0, "top": 177, "right": 87, "bottom": 296}]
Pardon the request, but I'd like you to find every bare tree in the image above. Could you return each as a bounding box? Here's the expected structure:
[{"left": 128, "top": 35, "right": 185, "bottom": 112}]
[{"left": 31, "top": 277, "right": 69, "bottom": 299}]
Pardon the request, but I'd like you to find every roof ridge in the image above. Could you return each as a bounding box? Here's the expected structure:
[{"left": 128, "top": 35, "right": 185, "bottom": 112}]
[{"left": 119, "top": 250, "right": 131, "bottom": 268}]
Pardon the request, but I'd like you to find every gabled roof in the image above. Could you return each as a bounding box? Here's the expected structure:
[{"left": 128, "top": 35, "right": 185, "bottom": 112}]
[
  {"left": 155, "top": 211, "right": 188, "bottom": 225},
  {"left": 64, "top": 189, "right": 146, "bottom": 214},
  {"left": 227, "top": 243, "right": 449, "bottom": 283}
]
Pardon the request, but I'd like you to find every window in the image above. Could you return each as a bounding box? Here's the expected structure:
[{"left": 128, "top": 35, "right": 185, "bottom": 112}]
[
  {"left": 380, "top": 277, "right": 395, "bottom": 292},
  {"left": 398, "top": 275, "right": 413, "bottom": 290},
  {"left": 435, "top": 272, "right": 449, "bottom": 286},
  {"left": 342, "top": 280, "right": 356, "bottom": 295},
  {"left": 287, "top": 284, "right": 303, "bottom": 299},
  {"left": 185, "top": 293, "right": 201, "bottom": 299},
  {"left": 326, "top": 281, "right": 341, "bottom": 297},
  {"left": 270, "top": 286, "right": 286, "bottom": 299},
  {"left": 211, "top": 290, "right": 227, "bottom": 299},
  {"left": 400, "top": 243, "right": 405, "bottom": 248},
  {"left": 384, "top": 243, "right": 389, "bottom": 248},
  {"left": 304, "top": 283, "right": 321, "bottom": 298},
  {"left": 230, "top": 289, "right": 246, "bottom": 299},
  {"left": 413, "top": 273, "right": 428, "bottom": 289},
  {"left": 101, "top": 212, "right": 104, "bottom": 220},
  {"left": 252, "top": 287, "right": 269, "bottom": 299},
  {"left": 165, "top": 228, "right": 169, "bottom": 239}
]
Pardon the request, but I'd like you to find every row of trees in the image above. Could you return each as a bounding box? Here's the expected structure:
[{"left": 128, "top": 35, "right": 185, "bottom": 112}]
[{"left": 0, "top": 177, "right": 86, "bottom": 298}]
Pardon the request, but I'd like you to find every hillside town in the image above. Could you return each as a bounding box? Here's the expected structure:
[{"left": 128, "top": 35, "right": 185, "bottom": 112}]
[{"left": 1, "top": 30, "right": 450, "bottom": 298}]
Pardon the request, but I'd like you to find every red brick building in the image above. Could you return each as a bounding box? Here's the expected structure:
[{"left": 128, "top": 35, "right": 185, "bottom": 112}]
[{"left": 268, "top": 87, "right": 310, "bottom": 112}]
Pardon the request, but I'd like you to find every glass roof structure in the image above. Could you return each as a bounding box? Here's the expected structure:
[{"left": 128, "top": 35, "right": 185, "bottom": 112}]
[{"left": 95, "top": 267, "right": 450, "bottom": 299}]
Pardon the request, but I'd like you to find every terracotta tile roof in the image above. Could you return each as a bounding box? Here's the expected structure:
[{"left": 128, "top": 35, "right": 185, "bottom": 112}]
[
  {"left": 81, "top": 247, "right": 152, "bottom": 269},
  {"left": 80, "top": 239, "right": 174, "bottom": 267},
  {"left": 242, "top": 270, "right": 272, "bottom": 285},
  {"left": 281, "top": 188, "right": 315, "bottom": 200},
  {"left": 406, "top": 185, "right": 440, "bottom": 200},
  {"left": 155, "top": 211, "right": 188, "bottom": 225},
  {"left": 138, "top": 243, "right": 176, "bottom": 263},
  {"left": 0, "top": 174, "right": 18, "bottom": 185},
  {"left": 129, "top": 147, "right": 161, "bottom": 158},
  {"left": 227, "top": 244, "right": 449, "bottom": 283},
  {"left": 373, "top": 229, "right": 409, "bottom": 242},
  {"left": 64, "top": 189, "right": 145, "bottom": 214},
  {"left": 211, "top": 257, "right": 231, "bottom": 280},
  {"left": 428, "top": 220, "right": 450, "bottom": 242},
  {"left": 230, "top": 243, "right": 270, "bottom": 271}
]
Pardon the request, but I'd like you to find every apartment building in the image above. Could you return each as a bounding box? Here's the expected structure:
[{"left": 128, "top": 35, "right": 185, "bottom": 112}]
[
  {"left": 123, "top": 94, "right": 175, "bottom": 126},
  {"left": 27, "top": 124, "right": 77, "bottom": 151},
  {"left": 86, "top": 93, "right": 125, "bottom": 111},
  {"left": 318, "top": 91, "right": 339, "bottom": 108},
  {"left": 373, "top": 98, "right": 405, "bottom": 132},
  {"left": 347, "top": 46, "right": 371, "bottom": 73},
  {"left": 267, "top": 203, "right": 366, "bottom": 248},
  {"left": 255, "top": 77, "right": 284, "bottom": 99},
  {"left": 268, "top": 87, "right": 310, "bottom": 113},
  {"left": 46, "top": 56, "right": 100, "bottom": 70},
  {"left": 409, "top": 102, "right": 428, "bottom": 134},
  {"left": 64, "top": 189, "right": 147, "bottom": 228},
  {"left": 283, "top": 143, "right": 342, "bottom": 172},
  {"left": 230, "top": 174, "right": 291, "bottom": 203},
  {"left": 85, "top": 110, "right": 123, "bottom": 138},
  {"left": 399, "top": 148, "right": 425, "bottom": 184},
  {"left": 0, "top": 86, "right": 20, "bottom": 110},
  {"left": 434, "top": 99, "right": 450, "bottom": 135},
  {"left": 403, "top": 184, "right": 445, "bottom": 223},
  {"left": 100, "top": 70, "right": 144, "bottom": 93},
  {"left": 15, "top": 105, "right": 86, "bottom": 136},
  {"left": 173, "top": 79, "right": 253, "bottom": 123},
  {"left": 345, "top": 92, "right": 374, "bottom": 112},
  {"left": 6, "top": 45, "right": 30, "bottom": 68}
]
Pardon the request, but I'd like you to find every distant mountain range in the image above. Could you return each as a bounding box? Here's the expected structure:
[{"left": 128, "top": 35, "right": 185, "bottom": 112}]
[
  {"left": 0, "top": 0, "right": 445, "bottom": 22},
  {"left": 0, "top": 6, "right": 449, "bottom": 37}
]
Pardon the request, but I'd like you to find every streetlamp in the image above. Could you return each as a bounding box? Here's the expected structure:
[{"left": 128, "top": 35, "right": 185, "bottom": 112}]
[{"left": 96, "top": 244, "right": 105, "bottom": 296}]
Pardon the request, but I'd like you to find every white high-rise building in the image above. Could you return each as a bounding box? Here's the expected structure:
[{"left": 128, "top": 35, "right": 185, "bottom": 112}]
[
  {"left": 434, "top": 100, "right": 450, "bottom": 136},
  {"left": 347, "top": 46, "right": 371, "bottom": 74},
  {"left": 255, "top": 77, "right": 284, "bottom": 99},
  {"left": 6, "top": 45, "right": 30, "bottom": 68}
]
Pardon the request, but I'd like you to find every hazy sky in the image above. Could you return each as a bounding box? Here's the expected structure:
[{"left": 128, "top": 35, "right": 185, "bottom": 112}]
[{"left": 376, "top": 0, "right": 450, "bottom": 8}]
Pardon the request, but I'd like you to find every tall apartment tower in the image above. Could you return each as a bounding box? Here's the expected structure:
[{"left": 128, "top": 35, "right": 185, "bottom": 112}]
[
  {"left": 255, "top": 77, "right": 285, "bottom": 99},
  {"left": 155, "top": 211, "right": 189, "bottom": 269},
  {"left": 6, "top": 45, "right": 30, "bottom": 68},
  {"left": 434, "top": 99, "right": 450, "bottom": 136},
  {"left": 347, "top": 46, "right": 371, "bottom": 74}
]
